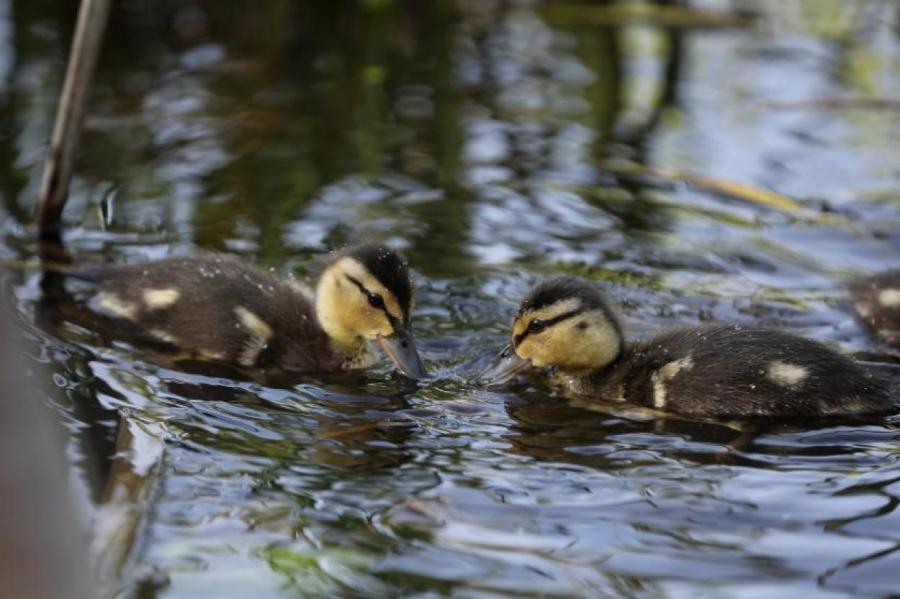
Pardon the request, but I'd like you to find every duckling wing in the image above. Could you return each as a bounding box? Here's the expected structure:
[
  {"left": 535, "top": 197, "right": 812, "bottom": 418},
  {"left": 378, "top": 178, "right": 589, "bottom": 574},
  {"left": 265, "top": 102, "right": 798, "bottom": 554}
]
[
  {"left": 622, "top": 325, "right": 891, "bottom": 419},
  {"left": 86, "top": 254, "right": 337, "bottom": 371}
]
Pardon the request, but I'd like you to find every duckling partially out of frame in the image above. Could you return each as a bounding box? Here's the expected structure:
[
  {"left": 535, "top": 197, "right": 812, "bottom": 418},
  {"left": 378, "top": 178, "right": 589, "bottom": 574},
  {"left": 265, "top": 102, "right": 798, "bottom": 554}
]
[
  {"left": 81, "top": 243, "right": 427, "bottom": 378},
  {"left": 482, "top": 277, "right": 892, "bottom": 419},
  {"left": 851, "top": 269, "right": 900, "bottom": 350}
]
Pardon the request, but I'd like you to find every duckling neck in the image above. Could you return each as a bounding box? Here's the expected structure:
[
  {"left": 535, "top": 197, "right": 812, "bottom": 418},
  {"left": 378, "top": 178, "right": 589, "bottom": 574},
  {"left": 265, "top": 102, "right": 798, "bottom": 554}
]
[{"left": 554, "top": 351, "right": 627, "bottom": 397}]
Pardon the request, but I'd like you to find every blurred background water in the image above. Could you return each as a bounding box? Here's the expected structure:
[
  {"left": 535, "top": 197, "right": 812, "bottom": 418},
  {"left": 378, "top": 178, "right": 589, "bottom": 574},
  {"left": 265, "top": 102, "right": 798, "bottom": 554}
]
[{"left": 2, "top": 0, "right": 900, "bottom": 597}]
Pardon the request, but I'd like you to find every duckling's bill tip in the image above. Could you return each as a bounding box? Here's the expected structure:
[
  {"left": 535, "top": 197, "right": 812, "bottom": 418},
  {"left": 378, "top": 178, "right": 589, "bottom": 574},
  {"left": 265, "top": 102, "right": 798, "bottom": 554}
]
[
  {"left": 478, "top": 344, "right": 530, "bottom": 386},
  {"left": 377, "top": 332, "right": 428, "bottom": 380}
]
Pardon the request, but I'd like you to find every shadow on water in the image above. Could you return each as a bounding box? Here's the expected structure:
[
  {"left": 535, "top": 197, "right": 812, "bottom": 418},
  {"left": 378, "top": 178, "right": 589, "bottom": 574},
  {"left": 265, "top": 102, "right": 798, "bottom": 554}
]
[{"left": 3, "top": 0, "right": 900, "bottom": 596}]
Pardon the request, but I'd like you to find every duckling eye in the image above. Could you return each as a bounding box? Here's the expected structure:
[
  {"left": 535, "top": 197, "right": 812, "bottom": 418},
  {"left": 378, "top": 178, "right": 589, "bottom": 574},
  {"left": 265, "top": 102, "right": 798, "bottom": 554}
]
[
  {"left": 528, "top": 319, "right": 546, "bottom": 334},
  {"left": 368, "top": 292, "right": 385, "bottom": 309}
]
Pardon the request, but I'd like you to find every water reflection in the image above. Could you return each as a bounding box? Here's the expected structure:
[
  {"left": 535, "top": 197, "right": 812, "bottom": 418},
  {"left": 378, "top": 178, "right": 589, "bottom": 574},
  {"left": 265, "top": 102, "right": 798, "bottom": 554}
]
[{"left": 3, "top": 0, "right": 900, "bottom": 596}]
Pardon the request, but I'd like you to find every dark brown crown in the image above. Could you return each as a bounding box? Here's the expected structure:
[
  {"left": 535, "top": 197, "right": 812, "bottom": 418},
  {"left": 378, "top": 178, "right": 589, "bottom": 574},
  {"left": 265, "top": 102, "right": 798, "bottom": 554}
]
[
  {"left": 342, "top": 243, "right": 413, "bottom": 316},
  {"left": 520, "top": 276, "right": 613, "bottom": 315}
]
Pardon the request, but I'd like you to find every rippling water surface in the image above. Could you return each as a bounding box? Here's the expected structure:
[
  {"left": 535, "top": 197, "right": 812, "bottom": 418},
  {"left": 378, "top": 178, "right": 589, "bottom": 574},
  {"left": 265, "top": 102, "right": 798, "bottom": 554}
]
[{"left": 3, "top": 1, "right": 900, "bottom": 597}]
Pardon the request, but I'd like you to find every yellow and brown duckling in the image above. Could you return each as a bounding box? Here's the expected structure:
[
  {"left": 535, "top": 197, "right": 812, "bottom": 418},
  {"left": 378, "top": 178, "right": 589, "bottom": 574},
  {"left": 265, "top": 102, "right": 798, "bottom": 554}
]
[
  {"left": 78, "top": 243, "right": 427, "bottom": 378},
  {"left": 850, "top": 269, "right": 900, "bottom": 349},
  {"left": 482, "top": 277, "right": 893, "bottom": 419}
]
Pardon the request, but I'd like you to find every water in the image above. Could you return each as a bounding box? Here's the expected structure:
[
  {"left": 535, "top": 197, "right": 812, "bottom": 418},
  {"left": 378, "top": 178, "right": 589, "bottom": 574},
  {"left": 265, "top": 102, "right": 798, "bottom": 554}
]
[{"left": 3, "top": 1, "right": 900, "bottom": 596}]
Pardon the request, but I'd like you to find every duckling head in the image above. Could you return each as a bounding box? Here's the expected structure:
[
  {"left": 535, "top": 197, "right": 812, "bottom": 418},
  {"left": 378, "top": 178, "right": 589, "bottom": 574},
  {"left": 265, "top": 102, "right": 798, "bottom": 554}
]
[
  {"left": 481, "top": 277, "right": 624, "bottom": 385},
  {"left": 316, "top": 243, "right": 427, "bottom": 379}
]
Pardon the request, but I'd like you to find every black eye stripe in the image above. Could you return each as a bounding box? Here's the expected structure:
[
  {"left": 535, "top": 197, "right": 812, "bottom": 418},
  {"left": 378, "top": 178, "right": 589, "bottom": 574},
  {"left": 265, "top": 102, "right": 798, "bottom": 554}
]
[
  {"left": 513, "top": 308, "right": 584, "bottom": 348},
  {"left": 345, "top": 274, "right": 366, "bottom": 293},
  {"left": 346, "top": 274, "right": 395, "bottom": 320}
]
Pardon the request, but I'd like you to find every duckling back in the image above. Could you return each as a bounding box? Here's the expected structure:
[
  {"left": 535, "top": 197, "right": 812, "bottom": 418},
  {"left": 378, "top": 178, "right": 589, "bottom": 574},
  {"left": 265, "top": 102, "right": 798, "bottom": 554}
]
[
  {"left": 87, "top": 254, "right": 338, "bottom": 371},
  {"left": 585, "top": 325, "right": 892, "bottom": 419}
]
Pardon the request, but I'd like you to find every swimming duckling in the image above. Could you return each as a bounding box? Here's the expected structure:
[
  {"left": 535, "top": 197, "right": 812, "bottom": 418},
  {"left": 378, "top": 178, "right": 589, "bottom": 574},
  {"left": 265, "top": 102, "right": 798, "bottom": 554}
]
[
  {"left": 850, "top": 269, "right": 900, "bottom": 349},
  {"left": 77, "top": 243, "right": 427, "bottom": 378},
  {"left": 482, "top": 277, "right": 892, "bottom": 419}
]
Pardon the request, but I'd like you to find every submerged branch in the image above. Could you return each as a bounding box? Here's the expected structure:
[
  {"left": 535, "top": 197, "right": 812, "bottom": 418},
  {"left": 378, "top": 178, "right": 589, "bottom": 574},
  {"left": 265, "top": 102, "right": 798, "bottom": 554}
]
[
  {"left": 543, "top": 3, "right": 754, "bottom": 29},
  {"left": 600, "top": 159, "right": 832, "bottom": 219},
  {"left": 757, "top": 97, "right": 900, "bottom": 111}
]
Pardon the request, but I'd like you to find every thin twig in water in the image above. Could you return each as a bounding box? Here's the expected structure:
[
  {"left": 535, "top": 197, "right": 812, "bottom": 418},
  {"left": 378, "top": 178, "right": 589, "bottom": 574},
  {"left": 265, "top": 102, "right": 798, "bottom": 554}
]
[
  {"left": 758, "top": 98, "right": 900, "bottom": 111},
  {"left": 36, "top": 0, "right": 111, "bottom": 243},
  {"left": 543, "top": 4, "right": 754, "bottom": 29},
  {"left": 601, "top": 160, "right": 809, "bottom": 214}
]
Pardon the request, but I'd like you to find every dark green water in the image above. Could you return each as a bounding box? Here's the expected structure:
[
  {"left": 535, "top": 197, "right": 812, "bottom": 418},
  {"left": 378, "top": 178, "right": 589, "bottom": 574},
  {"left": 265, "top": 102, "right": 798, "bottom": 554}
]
[{"left": 3, "top": 1, "right": 900, "bottom": 597}]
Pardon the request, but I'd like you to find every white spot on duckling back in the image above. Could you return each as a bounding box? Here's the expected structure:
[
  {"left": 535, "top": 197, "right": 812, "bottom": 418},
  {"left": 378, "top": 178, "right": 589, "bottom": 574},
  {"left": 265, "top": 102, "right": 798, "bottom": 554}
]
[
  {"left": 94, "top": 291, "right": 138, "bottom": 321},
  {"left": 143, "top": 288, "right": 180, "bottom": 310},
  {"left": 149, "top": 329, "right": 177, "bottom": 344},
  {"left": 235, "top": 306, "right": 273, "bottom": 339},
  {"left": 767, "top": 361, "right": 808, "bottom": 388},
  {"left": 234, "top": 306, "right": 273, "bottom": 366},
  {"left": 878, "top": 288, "right": 900, "bottom": 307},
  {"left": 651, "top": 355, "right": 694, "bottom": 409},
  {"left": 199, "top": 348, "right": 227, "bottom": 362},
  {"left": 854, "top": 302, "right": 873, "bottom": 318}
]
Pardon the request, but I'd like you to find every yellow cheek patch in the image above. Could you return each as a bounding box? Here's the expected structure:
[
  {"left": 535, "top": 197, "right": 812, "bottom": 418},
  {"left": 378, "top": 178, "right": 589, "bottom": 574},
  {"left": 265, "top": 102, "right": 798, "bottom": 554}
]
[
  {"left": 340, "top": 301, "right": 394, "bottom": 337},
  {"left": 515, "top": 324, "right": 586, "bottom": 368},
  {"left": 515, "top": 336, "right": 536, "bottom": 360},
  {"left": 514, "top": 309, "right": 622, "bottom": 371}
]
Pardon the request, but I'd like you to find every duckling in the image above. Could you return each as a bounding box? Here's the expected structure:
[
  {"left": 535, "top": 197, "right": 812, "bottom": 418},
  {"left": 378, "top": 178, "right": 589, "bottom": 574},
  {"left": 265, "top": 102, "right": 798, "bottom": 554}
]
[
  {"left": 482, "top": 277, "right": 892, "bottom": 419},
  {"left": 850, "top": 269, "right": 900, "bottom": 349},
  {"left": 74, "top": 243, "right": 427, "bottom": 378}
]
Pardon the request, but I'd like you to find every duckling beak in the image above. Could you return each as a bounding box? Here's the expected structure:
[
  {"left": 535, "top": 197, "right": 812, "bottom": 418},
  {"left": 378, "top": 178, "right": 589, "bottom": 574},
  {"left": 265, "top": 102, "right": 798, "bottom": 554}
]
[
  {"left": 479, "top": 343, "right": 531, "bottom": 386},
  {"left": 377, "top": 328, "right": 428, "bottom": 380}
]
